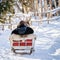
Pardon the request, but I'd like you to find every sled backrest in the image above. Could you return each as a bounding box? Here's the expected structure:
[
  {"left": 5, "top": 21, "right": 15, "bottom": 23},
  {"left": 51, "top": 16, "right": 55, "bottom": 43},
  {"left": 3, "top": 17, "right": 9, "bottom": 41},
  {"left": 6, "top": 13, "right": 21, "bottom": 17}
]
[{"left": 13, "top": 39, "right": 32, "bottom": 46}]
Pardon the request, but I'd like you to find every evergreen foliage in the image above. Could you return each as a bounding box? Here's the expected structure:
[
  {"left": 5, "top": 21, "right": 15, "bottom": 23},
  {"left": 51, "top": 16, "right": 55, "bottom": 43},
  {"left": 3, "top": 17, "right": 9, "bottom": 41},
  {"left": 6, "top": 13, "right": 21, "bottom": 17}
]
[{"left": 0, "top": 0, "right": 15, "bottom": 23}]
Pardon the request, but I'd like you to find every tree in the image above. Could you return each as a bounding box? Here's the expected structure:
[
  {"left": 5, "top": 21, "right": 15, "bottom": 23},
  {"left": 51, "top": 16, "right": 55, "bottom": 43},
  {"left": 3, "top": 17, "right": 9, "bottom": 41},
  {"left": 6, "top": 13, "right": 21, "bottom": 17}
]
[
  {"left": 0, "top": 0, "right": 15, "bottom": 23},
  {"left": 19, "top": 0, "right": 34, "bottom": 13}
]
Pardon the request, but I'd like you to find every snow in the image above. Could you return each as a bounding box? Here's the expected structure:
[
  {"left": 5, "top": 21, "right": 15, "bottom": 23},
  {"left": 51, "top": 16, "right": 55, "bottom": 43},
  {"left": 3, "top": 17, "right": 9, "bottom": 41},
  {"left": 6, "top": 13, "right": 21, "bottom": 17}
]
[
  {"left": 0, "top": 16, "right": 60, "bottom": 60},
  {"left": 43, "top": 7, "right": 60, "bottom": 14}
]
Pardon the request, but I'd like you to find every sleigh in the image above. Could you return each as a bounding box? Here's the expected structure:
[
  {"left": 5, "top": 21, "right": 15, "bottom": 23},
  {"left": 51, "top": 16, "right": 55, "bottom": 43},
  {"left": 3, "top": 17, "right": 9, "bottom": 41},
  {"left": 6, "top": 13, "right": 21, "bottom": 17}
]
[{"left": 9, "top": 34, "right": 36, "bottom": 54}]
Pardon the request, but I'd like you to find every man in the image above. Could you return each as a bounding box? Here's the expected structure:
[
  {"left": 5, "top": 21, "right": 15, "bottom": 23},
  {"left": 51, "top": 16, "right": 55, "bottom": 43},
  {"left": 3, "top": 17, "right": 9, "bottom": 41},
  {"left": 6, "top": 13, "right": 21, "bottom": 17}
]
[{"left": 11, "top": 20, "right": 34, "bottom": 35}]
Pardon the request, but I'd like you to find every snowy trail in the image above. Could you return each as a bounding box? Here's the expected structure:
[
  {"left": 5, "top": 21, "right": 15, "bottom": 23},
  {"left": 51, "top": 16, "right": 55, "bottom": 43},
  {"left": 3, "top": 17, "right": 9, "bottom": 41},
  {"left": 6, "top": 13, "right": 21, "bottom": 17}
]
[{"left": 0, "top": 19, "right": 60, "bottom": 60}]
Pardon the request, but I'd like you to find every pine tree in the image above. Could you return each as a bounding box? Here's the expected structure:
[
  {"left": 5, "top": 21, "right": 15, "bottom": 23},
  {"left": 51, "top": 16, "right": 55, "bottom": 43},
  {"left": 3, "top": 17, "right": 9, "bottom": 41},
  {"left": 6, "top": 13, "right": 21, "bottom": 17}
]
[{"left": 0, "top": 0, "right": 15, "bottom": 23}]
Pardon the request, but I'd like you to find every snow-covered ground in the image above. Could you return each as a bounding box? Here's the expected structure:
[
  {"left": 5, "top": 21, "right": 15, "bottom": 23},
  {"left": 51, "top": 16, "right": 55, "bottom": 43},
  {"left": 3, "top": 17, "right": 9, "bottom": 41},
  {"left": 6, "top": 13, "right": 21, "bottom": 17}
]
[{"left": 0, "top": 17, "right": 60, "bottom": 60}]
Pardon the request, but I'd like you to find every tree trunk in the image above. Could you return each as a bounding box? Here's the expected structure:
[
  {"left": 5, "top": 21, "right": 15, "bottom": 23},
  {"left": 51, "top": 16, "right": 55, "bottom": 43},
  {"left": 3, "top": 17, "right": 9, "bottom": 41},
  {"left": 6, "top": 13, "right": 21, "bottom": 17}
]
[
  {"left": 9, "top": 16, "right": 12, "bottom": 30},
  {"left": 39, "top": 0, "right": 43, "bottom": 24},
  {"left": 34, "top": 0, "right": 38, "bottom": 17},
  {"left": 44, "top": 0, "right": 48, "bottom": 11},
  {"left": 54, "top": 0, "right": 57, "bottom": 8},
  {"left": 44, "top": 0, "right": 50, "bottom": 24},
  {"left": 58, "top": 0, "right": 60, "bottom": 6},
  {"left": 49, "top": 0, "right": 52, "bottom": 18},
  {"left": 54, "top": 0, "right": 59, "bottom": 16}
]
